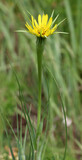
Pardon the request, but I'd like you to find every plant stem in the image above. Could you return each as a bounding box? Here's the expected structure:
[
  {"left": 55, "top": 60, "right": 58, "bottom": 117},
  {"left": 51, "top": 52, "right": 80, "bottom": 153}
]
[
  {"left": 37, "top": 51, "right": 42, "bottom": 129},
  {"left": 36, "top": 37, "right": 45, "bottom": 130}
]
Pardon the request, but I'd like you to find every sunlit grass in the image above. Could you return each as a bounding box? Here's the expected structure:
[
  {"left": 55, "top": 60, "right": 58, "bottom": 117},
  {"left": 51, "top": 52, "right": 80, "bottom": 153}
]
[{"left": 0, "top": 0, "right": 82, "bottom": 160}]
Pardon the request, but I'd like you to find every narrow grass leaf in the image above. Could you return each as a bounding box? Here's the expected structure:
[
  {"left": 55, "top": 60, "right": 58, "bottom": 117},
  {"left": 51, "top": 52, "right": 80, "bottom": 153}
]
[
  {"left": 52, "top": 14, "right": 59, "bottom": 26},
  {"left": 54, "top": 32, "right": 69, "bottom": 34},
  {"left": 57, "top": 18, "right": 66, "bottom": 27},
  {"left": 64, "top": 0, "right": 77, "bottom": 52},
  {"left": 15, "top": 30, "right": 27, "bottom": 33},
  {"left": 0, "top": 111, "right": 15, "bottom": 160},
  {"left": 46, "top": 65, "right": 67, "bottom": 160}
]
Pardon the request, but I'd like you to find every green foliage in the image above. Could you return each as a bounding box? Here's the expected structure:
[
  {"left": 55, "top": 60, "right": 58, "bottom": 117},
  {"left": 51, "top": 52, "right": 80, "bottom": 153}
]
[{"left": 0, "top": 0, "right": 82, "bottom": 160}]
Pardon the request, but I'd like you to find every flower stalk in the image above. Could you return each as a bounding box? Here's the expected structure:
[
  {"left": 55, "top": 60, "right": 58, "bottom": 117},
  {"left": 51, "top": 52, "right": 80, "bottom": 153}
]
[{"left": 36, "top": 37, "right": 45, "bottom": 130}]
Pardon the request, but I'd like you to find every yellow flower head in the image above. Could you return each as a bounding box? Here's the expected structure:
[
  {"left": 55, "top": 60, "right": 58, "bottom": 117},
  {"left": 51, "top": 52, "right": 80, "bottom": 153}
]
[{"left": 25, "top": 14, "right": 58, "bottom": 38}]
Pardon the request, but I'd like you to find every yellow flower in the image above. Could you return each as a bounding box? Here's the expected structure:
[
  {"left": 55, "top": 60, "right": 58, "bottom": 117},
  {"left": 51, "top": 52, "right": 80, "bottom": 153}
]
[{"left": 25, "top": 14, "right": 58, "bottom": 38}]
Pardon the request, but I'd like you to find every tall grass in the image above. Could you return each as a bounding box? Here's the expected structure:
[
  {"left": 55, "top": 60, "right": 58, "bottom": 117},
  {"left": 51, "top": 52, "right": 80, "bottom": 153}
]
[{"left": 0, "top": 0, "right": 82, "bottom": 159}]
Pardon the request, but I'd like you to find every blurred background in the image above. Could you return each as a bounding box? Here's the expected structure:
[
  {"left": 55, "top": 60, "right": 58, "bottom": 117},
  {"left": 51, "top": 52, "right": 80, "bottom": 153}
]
[{"left": 0, "top": 0, "right": 82, "bottom": 159}]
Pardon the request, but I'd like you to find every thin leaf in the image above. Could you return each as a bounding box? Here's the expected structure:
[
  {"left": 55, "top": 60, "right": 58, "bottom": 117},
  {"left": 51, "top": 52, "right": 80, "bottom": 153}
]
[
  {"left": 57, "top": 18, "right": 66, "bottom": 27},
  {"left": 15, "top": 30, "right": 27, "bottom": 33},
  {"left": 23, "top": 125, "right": 28, "bottom": 151},
  {"left": 0, "top": 111, "right": 15, "bottom": 160},
  {"left": 64, "top": 0, "right": 77, "bottom": 52},
  {"left": 52, "top": 14, "right": 59, "bottom": 26},
  {"left": 46, "top": 65, "right": 67, "bottom": 160},
  {"left": 54, "top": 31, "right": 69, "bottom": 34},
  {"left": 51, "top": 10, "right": 54, "bottom": 17}
]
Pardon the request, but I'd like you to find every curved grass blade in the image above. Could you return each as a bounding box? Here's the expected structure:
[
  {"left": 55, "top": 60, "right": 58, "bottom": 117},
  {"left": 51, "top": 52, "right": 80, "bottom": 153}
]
[
  {"left": 52, "top": 14, "right": 59, "bottom": 26},
  {"left": 54, "top": 32, "right": 69, "bottom": 34},
  {"left": 0, "top": 111, "right": 16, "bottom": 160},
  {"left": 23, "top": 125, "right": 28, "bottom": 151},
  {"left": 14, "top": 72, "right": 35, "bottom": 160},
  {"left": 45, "top": 65, "right": 67, "bottom": 160},
  {"left": 51, "top": 10, "right": 54, "bottom": 17},
  {"left": 15, "top": 30, "right": 27, "bottom": 33},
  {"left": 57, "top": 18, "right": 66, "bottom": 27},
  {"left": 64, "top": 0, "right": 77, "bottom": 52},
  {"left": 6, "top": 118, "right": 18, "bottom": 141},
  {"left": 17, "top": 112, "right": 22, "bottom": 160},
  {"left": 6, "top": 57, "right": 35, "bottom": 160}
]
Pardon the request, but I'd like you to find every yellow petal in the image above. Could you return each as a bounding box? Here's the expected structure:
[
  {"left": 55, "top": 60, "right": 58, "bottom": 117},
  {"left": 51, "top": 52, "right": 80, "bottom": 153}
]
[
  {"left": 52, "top": 24, "right": 57, "bottom": 31},
  {"left": 34, "top": 20, "right": 38, "bottom": 28},
  {"left": 46, "top": 17, "right": 52, "bottom": 29},
  {"left": 45, "top": 30, "right": 51, "bottom": 37},
  {"left": 38, "top": 14, "right": 41, "bottom": 26},
  {"left": 25, "top": 13, "right": 58, "bottom": 37},
  {"left": 31, "top": 16, "right": 35, "bottom": 29},
  {"left": 50, "top": 24, "right": 57, "bottom": 34},
  {"left": 25, "top": 22, "right": 34, "bottom": 34},
  {"left": 42, "top": 14, "right": 48, "bottom": 26}
]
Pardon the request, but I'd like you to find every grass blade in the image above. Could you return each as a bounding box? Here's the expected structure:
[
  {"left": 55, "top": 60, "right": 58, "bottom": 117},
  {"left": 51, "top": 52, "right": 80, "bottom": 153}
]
[{"left": 46, "top": 65, "right": 67, "bottom": 160}]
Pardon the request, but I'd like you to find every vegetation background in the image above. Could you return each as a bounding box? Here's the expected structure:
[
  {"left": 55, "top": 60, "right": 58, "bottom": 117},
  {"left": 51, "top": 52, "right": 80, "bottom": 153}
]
[{"left": 0, "top": 0, "right": 82, "bottom": 160}]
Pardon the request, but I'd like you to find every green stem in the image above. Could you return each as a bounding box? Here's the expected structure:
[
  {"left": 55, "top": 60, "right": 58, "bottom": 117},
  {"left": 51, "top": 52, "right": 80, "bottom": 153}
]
[
  {"left": 37, "top": 51, "right": 42, "bottom": 129},
  {"left": 36, "top": 37, "right": 45, "bottom": 130}
]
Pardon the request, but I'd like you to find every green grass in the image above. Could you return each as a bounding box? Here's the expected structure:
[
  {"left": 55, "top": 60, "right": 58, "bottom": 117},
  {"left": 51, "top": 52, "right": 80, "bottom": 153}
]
[{"left": 0, "top": 0, "right": 82, "bottom": 160}]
